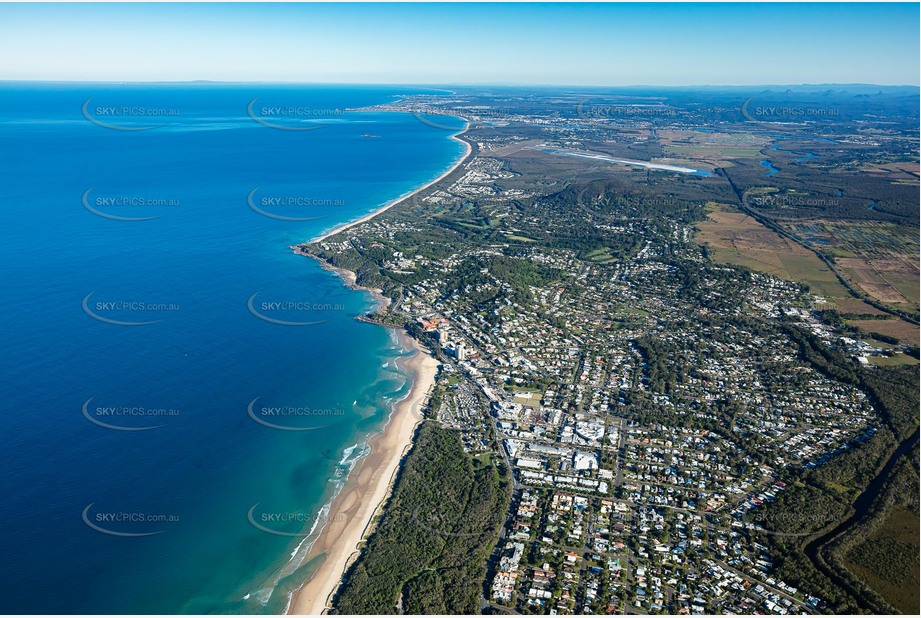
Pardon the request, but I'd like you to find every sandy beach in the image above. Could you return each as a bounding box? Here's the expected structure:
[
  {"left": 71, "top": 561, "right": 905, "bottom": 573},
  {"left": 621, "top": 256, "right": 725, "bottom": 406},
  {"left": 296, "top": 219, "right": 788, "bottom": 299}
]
[
  {"left": 310, "top": 127, "right": 472, "bottom": 244},
  {"left": 286, "top": 114, "right": 467, "bottom": 615},
  {"left": 287, "top": 332, "right": 439, "bottom": 615}
]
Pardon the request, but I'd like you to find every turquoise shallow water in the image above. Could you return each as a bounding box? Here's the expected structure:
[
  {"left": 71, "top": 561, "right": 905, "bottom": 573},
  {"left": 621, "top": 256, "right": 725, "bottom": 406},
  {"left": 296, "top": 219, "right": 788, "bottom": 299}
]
[{"left": 0, "top": 83, "right": 463, "bottom": 613}]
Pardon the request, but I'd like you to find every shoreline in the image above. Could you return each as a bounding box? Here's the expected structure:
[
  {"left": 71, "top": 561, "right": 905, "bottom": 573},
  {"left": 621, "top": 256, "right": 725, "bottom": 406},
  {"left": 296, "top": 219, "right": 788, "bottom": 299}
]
[
  {"left": 291, "top": 246, "right": 392, "bottom": 313},
  {"left": 286, "top": 331, "right": 439, "bottom": 615},
  {"left": 310, "top": 124, "right": 472, "bottom": 244},
  {"left": 285, "top": 113, "right": 469, "bottom": 615}
]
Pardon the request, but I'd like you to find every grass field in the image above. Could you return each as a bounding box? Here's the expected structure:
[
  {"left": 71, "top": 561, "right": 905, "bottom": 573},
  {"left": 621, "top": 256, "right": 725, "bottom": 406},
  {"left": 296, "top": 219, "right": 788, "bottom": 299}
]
[
  {"left": 786, "top": 220, "right": 919, "bottom": 313},
  {"left": 584, "top": 248, "right": 615, "bottom": 262},
  {"left": 504, "top": 233, "right": 536, "bottom": 242},
  {"left": 654, "top": 129, "right": 769, "bottom": 170},
  {"left": 868, "top": 353, "right": 920, "bottom": 367},
  {"left": 695, "top": 203, "right": 921, "bottom": 327},
  {"left": 821, "top": 298, "right": 888, "bottom": 317},
  {"left": 695, "top": 202, "right": 851, "bottom": 299},
  {"left": 666, "top": 144, "right": 763, "bottom": 158},
  {"left": 887, "top": 274, "right": 920, "bottom": 307},
  {"left": 859, "top": 159, "right": 920, "bottom": 182},
  {"left": 847, "top": 318, "right": 920, "bottom": 346},
  {"left": 844, "top": 506, "right": 920, "bottom": 614},
  {"left": 511, "top": 391, "right": 543, "bottom": 408}
]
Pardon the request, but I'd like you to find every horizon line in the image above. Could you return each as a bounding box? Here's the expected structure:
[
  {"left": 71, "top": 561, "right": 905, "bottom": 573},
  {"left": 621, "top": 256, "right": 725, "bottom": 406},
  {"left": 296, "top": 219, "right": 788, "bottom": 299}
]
[{"left": 2, "top": 79, "right": 919, "bottom": 89}]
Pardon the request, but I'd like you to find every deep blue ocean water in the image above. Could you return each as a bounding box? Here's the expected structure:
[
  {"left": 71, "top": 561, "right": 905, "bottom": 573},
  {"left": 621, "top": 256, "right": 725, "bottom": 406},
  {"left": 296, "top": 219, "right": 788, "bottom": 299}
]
[{"left": 0, "top": 83, "right": 464, "bottom": 613}]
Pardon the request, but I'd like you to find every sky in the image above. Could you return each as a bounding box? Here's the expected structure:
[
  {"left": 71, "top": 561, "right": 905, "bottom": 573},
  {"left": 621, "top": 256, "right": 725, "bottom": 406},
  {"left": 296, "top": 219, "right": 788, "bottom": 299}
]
[{"left": 0, "top": 2, "right": 918, "bottom": 86}]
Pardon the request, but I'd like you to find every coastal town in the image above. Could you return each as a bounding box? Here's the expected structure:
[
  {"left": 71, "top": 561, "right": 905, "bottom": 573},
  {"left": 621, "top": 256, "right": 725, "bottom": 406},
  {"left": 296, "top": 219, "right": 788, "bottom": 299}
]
[
  {"left": 303, "top": 88, "right": 918, "bottom": 615},
  {"left": 5, "top": 4, "right": 918, "bottom": 617},
  {"left": 321, "top": 203, "right": 874, "bottom": 614}
]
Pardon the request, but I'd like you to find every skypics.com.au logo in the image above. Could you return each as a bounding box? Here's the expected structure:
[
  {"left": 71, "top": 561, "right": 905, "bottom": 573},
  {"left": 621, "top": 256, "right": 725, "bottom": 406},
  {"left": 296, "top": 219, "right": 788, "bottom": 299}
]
[
  {"left": 81, "top": 98, "right": 179, "bottom": 131},
  {"left": 246, "top": 98, "right": 343, "bottom": 131}
]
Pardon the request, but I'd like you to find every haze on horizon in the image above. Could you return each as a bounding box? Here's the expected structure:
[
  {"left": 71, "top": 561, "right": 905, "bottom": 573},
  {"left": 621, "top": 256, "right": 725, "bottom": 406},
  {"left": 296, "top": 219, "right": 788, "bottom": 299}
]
[{"left": 0, "top": 2, "right": 918, "bottom": 86}]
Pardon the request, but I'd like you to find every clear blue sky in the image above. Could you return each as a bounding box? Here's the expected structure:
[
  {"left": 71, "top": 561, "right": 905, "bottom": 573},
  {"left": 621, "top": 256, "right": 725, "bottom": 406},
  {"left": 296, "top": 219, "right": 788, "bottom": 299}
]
[{"left": 1, "top": 2, "right": 918, "bottom": 85}]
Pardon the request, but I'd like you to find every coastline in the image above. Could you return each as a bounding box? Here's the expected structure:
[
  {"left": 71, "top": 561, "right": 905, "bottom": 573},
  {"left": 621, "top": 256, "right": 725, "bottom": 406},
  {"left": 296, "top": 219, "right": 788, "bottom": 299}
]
[
  {"left": 286, "top": 331, "right": 439, "bottom": 615},
  {"left": 285, "top": 114, "right": 470, "bottom": 615},
  {"left": 291, "top": 246, "right": 392, "bottom": 313},
  {"left": 310, "top": 125, "right": 472, "bottom": 244}
]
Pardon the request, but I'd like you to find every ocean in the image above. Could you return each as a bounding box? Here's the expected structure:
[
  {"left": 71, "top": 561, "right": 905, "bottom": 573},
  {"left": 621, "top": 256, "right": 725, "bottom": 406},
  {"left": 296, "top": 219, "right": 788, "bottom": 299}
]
[{"left": 0, "top": 83, "right": 464, "bottom": 613}]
